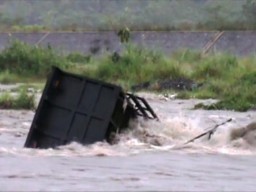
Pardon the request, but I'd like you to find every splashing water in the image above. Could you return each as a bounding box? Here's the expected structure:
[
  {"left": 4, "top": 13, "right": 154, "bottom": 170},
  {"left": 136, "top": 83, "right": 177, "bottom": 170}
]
[
  {"left": 1, "top": 93, "right": 256, "bottom": 192},
  {"left": 0, "top": 93, "right": 256, "bottom": 157}
]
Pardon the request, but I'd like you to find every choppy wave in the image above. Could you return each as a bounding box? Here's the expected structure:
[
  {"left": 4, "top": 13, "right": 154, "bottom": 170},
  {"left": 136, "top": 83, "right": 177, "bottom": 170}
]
[
  {"left": 0, "top": 93, "right": 256, "bottom": 157},
  {"left": 114, "top": 115, "right": 256, "bottom": 155}
]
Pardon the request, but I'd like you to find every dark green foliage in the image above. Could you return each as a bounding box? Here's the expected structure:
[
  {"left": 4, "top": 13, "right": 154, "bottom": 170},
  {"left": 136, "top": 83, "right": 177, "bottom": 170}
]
[{"left": 239, "top": 71, "right": 256, "bottom": 85}]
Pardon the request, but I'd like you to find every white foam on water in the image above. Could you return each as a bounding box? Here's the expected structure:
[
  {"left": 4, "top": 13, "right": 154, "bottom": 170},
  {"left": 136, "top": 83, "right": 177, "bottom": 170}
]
[
  {"left": 112, "top": 107, "right": 256, "bottom": 155},
  {"left": 1, "top": 116, "right": 255, "bottom": 157},
  {"left": 1, "top": 93, "right": 256, "bottom": 157}
]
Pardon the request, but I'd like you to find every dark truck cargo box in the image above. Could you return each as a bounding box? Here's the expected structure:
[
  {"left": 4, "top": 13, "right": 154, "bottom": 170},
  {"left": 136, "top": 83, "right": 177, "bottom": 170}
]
[
  {"left": 24, "top": 67, "right": 128, "bottom": 148},
  {"left": 24, "top": 67, "right": 158, "bottom": 149}
]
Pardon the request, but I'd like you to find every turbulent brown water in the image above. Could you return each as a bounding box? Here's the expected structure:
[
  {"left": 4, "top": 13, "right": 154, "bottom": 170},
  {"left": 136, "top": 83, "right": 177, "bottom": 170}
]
[{"left": 1, "top": 92, "right": 256, "bottom": 191}]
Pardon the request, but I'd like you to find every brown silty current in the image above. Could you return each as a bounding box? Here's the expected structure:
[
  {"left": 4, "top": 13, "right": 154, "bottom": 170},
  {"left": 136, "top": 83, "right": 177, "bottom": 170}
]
[{"left": 0, "top": 87, "right": 256, "bottom": 191}]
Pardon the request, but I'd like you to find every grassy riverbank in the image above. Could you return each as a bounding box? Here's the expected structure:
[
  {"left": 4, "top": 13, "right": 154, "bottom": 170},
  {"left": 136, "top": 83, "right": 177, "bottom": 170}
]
[{"left": 0, "top": 41, "right": 255, "bottom": 111}]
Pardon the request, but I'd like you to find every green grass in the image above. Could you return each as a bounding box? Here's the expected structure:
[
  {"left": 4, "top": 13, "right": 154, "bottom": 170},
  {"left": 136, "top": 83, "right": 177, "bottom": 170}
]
[
  {"left": 0, "top": 70, "right": 20, "bottom": 84},
  {"left": 11, "top": 25, "right": 48, "bottom": 32},
  {"left": 0, "top": 41, "right": 255, "bottom": 111},
  {"left": 66, "top": 52, "right": 91, "bottom": 63},
  {"left": 87, "top": 44, "right": 187, "bottom": 88},
  {"left": 0, "top": 90, "right": 35, "bottom": 109},
  {"left": 0, "top": 40, "right": 70, "bottom": 77},
  {"left": 85, "top": 44, "right": 256, "bottom": 111}
]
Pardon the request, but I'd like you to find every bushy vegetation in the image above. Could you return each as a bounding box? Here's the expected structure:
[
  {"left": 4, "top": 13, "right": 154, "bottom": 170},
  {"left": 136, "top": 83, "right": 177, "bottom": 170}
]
[
  {"left": 66, "top": 52, "right": 91, "bottom": 63},
  {"left": 0, "top": 0, "right": 256, "bottom": 31},
  {"left": 85, "top": 45, "right": 256, "bottom": 111},
  {"left": 0, "top": 70, "right": 19, "bottom": 84},
  {"left": 0, "top": 90, "right": 35, "bottom": 109},
  {"left": 89, "top": 44, "right": 186, "bottom": 87},
  {"left": 0, "top": 40, "right": 255, "bottom": 111},
  {"left": 200, "top": 71, "right": 256, "bottom": 111},
  {"left": 0, "top": 40, "right": 69, "bottom": 77}
]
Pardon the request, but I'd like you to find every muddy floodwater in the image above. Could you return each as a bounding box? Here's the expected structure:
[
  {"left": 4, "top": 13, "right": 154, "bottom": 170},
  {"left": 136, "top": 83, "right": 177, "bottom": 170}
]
[{"left": 1, "top": 92, "right": 256, "bottom": 191}]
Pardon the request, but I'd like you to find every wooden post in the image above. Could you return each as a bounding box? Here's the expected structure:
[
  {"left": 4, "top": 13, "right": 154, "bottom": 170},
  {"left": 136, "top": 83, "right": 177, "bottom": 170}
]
[{"left": 201, "top": 31, "right": 224, "bottom": 56}]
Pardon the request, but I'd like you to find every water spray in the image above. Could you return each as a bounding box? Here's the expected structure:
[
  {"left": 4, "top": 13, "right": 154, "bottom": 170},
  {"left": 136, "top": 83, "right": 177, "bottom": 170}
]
[{"left": 184, "top": 118, "right": 233, "bottom": 145}]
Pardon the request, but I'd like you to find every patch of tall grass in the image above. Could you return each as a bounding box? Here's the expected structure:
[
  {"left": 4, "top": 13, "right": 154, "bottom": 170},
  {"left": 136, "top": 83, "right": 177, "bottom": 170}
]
[
  {"left": 0, "top": 41, "right": 255, "bottom": 111},
  {"left": 0, "top": 70, "right": 20, "bottom": 84},
  {"left": 191, "top": 54, "right": 238, "bottom": 80},
  {"left": 0, "top": 40, "right": 69, "bottom": 77},
  {"left": 11, "top": 25, "right": 48, "bottom": 32},
  {"left": 172, "top": 49, "right": 202, "bottom": 63},
  {"left": 0, "top": 90, "right": 35, "bottom": 109},
  {"left": 186, "top": 75, "right": 256, "bottom": 111},
  {"left": 66, "top": 52, "right": 91, "bottom": 63},
  {"left": 86, "top": 44, "right": 255, "bottom": 111},
  {"left": 90, "top": 44, "right": 187, "bottom": 87}
]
